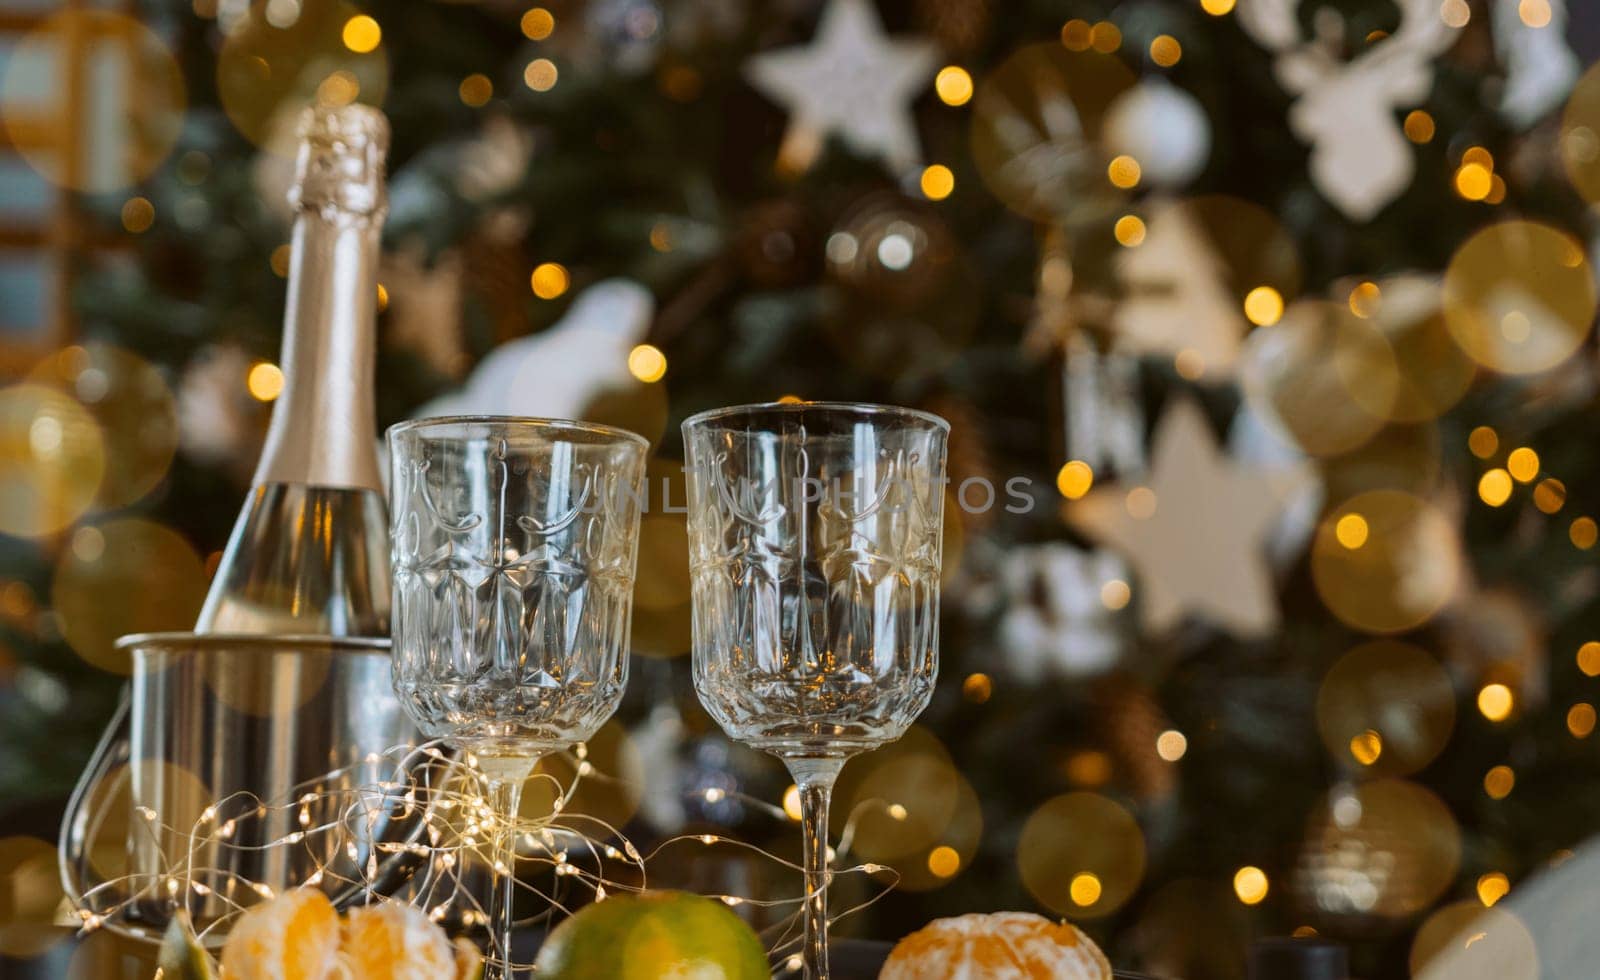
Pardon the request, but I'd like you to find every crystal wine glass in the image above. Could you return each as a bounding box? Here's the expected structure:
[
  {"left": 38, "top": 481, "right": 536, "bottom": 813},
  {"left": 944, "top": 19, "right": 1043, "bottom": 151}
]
[
  {"left": 682, "top": 402, "right": 948, "bottom": 979},
  {"left": 388, "top": 417, "right": 647, "bottom": 979}
]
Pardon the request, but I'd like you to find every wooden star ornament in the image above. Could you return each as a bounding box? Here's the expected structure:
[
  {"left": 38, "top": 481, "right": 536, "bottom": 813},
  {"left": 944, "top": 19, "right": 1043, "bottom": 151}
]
[
  {"left": 1065, "top": 398, "right": 1297, "bottom": 638},
  {"left": 744, "top": 0, "right": 938, "bottom": 175}
]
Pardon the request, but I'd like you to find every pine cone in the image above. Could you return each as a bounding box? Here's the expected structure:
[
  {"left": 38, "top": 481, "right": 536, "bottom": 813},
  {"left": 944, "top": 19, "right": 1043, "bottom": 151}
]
[{"left": 1093, "top": 676, "right": 1176, "bottom": 803}]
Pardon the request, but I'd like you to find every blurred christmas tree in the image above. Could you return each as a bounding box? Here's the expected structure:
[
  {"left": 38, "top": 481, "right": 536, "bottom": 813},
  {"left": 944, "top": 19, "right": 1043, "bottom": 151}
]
[{"left": 4, "top": 0, "right": 1600, "bottom": 976}]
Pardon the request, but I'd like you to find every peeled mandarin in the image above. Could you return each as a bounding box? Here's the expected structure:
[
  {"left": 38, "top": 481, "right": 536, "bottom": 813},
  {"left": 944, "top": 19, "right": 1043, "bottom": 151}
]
[
  {"left": 220, "top": 888, "right": 340, "bottom": 980},
  {"left": 338, "top": 902, "right": 459, "bottom": 980},
  {"left": 879, "top": 912, "right": 1111, "bottom": 980}
]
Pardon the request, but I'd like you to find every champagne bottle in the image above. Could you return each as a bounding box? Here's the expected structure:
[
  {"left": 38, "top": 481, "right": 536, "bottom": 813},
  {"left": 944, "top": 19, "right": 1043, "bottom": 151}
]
[{"left": 195, "top": 104, "right": 391, "bottom": 636}]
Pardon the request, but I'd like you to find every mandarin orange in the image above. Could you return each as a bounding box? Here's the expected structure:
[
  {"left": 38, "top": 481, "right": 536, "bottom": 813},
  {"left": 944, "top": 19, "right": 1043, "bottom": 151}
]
[
  {"left": 219, "top": 887, "right": 340, "bottom": 980},
  {"left": 879, "top": 911, "right": 1111, "bottom": 980}
]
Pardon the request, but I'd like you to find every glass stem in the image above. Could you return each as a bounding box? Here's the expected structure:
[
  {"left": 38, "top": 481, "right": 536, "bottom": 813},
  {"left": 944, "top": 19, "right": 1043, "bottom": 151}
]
[
  {"left": 481, "top": 758, "right": 534, "bottom": 980},
  {"left": 785, "top": 757, "right": 844, "bottom": 980}
]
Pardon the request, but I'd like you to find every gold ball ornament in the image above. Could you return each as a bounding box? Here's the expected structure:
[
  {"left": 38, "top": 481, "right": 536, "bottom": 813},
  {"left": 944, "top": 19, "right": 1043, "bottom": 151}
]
[
  {"left": 1017, "top": 792, "right": 1146, "bottom": 918},
  {"left": 29, "top": 344, "right": 178, "bottom": 509},
  {"left": 217, "top": 0, "right": 390, "bottom": 152},
  {"left": 1293, "top": 779, "right": 1462, "bottom": 929},
  {"left": 1311, "top": 490, "right": 1462, "bottom": 635},
  {"left": 1442, "top": 221, "right": 1595, "bottom": 375},
  {"left": 881, "top": 912, "right": 1112, "bottom": 980},
  {"left": 1, "top": 11, "right": 185, "bottom": 193},
  {"left": 969, "top": 43, "right": 1135, "bottom": 224},
  {"left": 0, "top": 383, "right": 105, "bottom": 538},
  {"left": 1317, "top": 641, "right": 1455, "bottom": 776}
]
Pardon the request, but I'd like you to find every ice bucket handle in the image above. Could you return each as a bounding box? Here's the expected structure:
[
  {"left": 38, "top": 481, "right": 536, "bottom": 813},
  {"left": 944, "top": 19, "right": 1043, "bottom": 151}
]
[{"left": 58, "top": 688, "right": 133, "bottom": 920}]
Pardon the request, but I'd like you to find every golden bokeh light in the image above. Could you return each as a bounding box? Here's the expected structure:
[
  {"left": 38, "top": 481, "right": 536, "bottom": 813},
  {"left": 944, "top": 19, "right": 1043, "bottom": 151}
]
[
  {"left": 271, "top": 244, "right": 292, "bottom": 277},
  {"left": 1243, "top": 285, "right": 1284, "bottom": 326},
  {"left": 1070, "top": 872, "right": 1104, "bottom": 906},
  {"left": 1348, "top": 281, "right": 1381, "bottom": 318},
  {"left": 248, "top": 361, "right": 285, "bottom": 402},
  {"left": 53, "top": 519, "right": 208, "bottom": 674},
  {"left": 0, "top": 383, "right": 105, "bottom": 538},
  {"left": 1404, "top": 110, "right": 1436, "bottom": 143},
  {"left": 1241, "top": 301, "right": 1397, "bottom": 457},
  {"left": 837, "top": 727, "right": 960, "bottom": 864},
  {"left": 1349, "top": 730, "right": 1383, "bottom": 766},
  {"left": 1477, "top": 872, "right": 1511, "bottom": 907},
  {"left": 531, "top": 262, "right": 570, "bottom": 299},
  {"left": 927, "top": 845, "right": 961, "bottom": 878},
  {"left": 1410, "top": 902, "right": 1538, "bottom": 980},
  {"left": 1312, "top": 490, "right": 1461, "bottom": 633},
  {"left": 1440, "top": 0, "right": 1472, "bottom": 27},
  {"left": 342, "top": 14, "right": 382, "bottom": 53},
  {"left": 1348, "top": 275, "right": 1474, "bottom": 424},
  {"left": 2, "top": 12, "right": 186, "bottom": 193},
  {"left": 1201, "top": 0, "right": 1237, "bottom": 12},
  {"left": 1567, "top": 702, "right": 1595, "bottom": 738},
  {"left": 1483, "top": 764, "right": 1515, "bottom": 799},
  {"left": 1108, "top": 154, "right": 1142, "bottom": 189},
  {"left": 1561, "top": 63, "right": 1600, "bottom": 203},
  {"left": 1468, "top": 425, "right": 1499, "bottom": 458},
  {"left": 1478, "top": 683, "right": 1514, "bottom": 722},
  {"left": 0, "top": 836, "right": 70, "bottom": 957},
  {"left": 1520, "top": 0, "right": 1552, "bottom": 27},
  {"left": 1486, "top": 174, "right": 1507, "bottom": 204},
  {"left": 962, "top": 672, "right": 992, "bottom": 703},
  {"left": 1334, "top": 513, "right": 1369, "bottom": 549},
  {"left": 1156, "top": 729, "right": 1187, "bottom": 762},
  {"left": 1091, "top": 21, "right": 1122, "bottom": 53},
  {"left": 1174, "top": 348, "right": 1205, "bottom": 379},
  {"left": 627, "top": 344, "right": 668, "bottom": 384},
  {"left": 1064, "top": 750, "right": 1112, "bottom": 787},
  {"left": 1317, "top": 641, "right": 1455, "bottom": 776},
  {"left": 459, "top": 73, "right": 494, "bottom": 107},
  {"left": 1125, "top": 485, "right": 1157, "bottom": 519},
  {"left": 217, "top": 0, "right": 390, "bottom": 152},
  {"left": 1578, "top": 641, "right": 1600, "bottom": 676},
  {"left": 1100, "top": 579, "right": 1131, "bottom": 610},
  {"left": 1300, "top": 780, "right": 1461, "bottom": 920},
  {"left": 1018, "top": 793, "right": 1145, "bottom": 918},
  {"left": 1114, "top": 214, "right": 1147, "bottom": 247},
  {"left": 1442, "top": 221, "right": 1597, "bottom": 375},
  {"left": 522, "top": 7, "right": 555, "bottom": 39},
  {"left": 1571, "top": 516, "right": 1598, "bottom": 549},
  {"left": 1478, "top": 468, "right": 1513, "bottom": 507},
  {"left": 1533, "top": 477, "right": 1566, "bottom": 514},
  {"left": 1234, "top": 866, "right": 1269, "bottom": 905},
  {"left": 1150, "top": 35, "right": 1182, "bottom": 67},
  {"left": 121, "top": 197, "right": 156, "bottom": 234},
  {"left": 1455, "top": 163, "right": 1493, "bottom": 201},
  {"left": 882, "top": 773, "right": 983, "bottom": 892},
  {"left": 1506, "top": 447, "right": 1539, "bottom": 482},
  {"left": 1056, "top": 459, "right": 1094, "bottom": 499},
  {"left": 920, "top": 164, "right": 956, "bottom": 200},
  {"left": 935, "top": 66, "right": 974, "bottom": 106},
  {"left": 1060, "top": 19, "right": 1092, "bottom": 51},
  {"left": 28, "top": 344, "right": 179, "bottom": 509},
  {"left": 970, "top": 43, "right": 1137, "bottom": 222},
  {"left": 525, "top": 58, "right": 559, "bottom": 92}
]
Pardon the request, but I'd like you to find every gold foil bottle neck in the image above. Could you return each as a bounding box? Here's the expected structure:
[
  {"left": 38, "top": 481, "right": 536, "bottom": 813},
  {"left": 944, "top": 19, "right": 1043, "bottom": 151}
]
[{"left": 289, "top": 104, "right": 389, "bottom": 218}]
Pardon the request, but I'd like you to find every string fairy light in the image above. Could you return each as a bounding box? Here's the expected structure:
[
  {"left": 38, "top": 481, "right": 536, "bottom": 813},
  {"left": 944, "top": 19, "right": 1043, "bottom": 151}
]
[{"left": 61, "top": 740, "right": 901, "bottom": 975}]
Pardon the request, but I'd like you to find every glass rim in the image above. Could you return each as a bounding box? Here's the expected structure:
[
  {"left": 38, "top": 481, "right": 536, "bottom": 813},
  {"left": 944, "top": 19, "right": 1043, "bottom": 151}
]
[
  {"left": 682, "top": 401, "right": 950, "bottom": 433},
  {"left": 386, "top": 414, "right": 650, "bottom": 448}
]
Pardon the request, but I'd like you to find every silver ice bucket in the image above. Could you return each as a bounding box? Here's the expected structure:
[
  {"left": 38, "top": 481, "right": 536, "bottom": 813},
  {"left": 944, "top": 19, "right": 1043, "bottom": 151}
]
[{"left": 59, "top": 633, "right": 421, "bottom": 937}]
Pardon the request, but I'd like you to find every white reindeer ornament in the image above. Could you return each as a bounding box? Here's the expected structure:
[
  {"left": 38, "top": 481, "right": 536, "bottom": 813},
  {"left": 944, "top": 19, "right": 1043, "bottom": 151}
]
[{"left": 1235, "top": 0, "right": 1463, "bottom": 222}]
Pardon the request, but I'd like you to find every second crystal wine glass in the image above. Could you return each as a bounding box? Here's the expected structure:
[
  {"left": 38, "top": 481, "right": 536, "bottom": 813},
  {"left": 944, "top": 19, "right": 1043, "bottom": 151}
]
[
  {"left": 388, "top": 417, "right": 647, "bottom": 979},
  {"left": 683, "top": 402, "right": 948, "bottom": 979}
]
